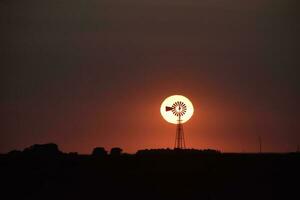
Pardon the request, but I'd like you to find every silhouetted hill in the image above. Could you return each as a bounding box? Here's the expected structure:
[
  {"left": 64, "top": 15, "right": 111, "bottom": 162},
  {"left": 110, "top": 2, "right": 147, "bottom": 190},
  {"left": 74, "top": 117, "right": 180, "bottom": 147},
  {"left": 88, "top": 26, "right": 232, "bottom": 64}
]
[{"left": 0, "top": 144, "right": 299, "bottom": 200}]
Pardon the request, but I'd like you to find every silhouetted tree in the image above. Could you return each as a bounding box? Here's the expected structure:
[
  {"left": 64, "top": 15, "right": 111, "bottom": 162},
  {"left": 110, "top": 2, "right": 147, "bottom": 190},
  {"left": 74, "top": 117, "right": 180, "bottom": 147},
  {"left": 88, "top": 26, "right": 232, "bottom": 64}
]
[
  {"left": 110, "top": 147, "right": 122, "bottom": 156},
  {"left": 92, "top": 147, "right": 107, "bottom": 157}
]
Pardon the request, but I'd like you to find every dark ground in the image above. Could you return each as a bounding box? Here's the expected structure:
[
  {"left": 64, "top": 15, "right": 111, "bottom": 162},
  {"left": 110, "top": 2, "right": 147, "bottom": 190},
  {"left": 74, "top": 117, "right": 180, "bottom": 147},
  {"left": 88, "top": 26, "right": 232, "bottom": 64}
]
[{"left": 0, "top": 144, "right": 299, "bottom": 200}]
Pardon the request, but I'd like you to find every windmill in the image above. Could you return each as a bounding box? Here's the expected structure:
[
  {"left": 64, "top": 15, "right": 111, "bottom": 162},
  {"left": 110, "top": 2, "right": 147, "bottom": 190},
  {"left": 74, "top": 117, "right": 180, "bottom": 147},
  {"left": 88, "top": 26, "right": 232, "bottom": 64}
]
[{"left": 160, "top": 95, "right": 194, "bottom": 149}]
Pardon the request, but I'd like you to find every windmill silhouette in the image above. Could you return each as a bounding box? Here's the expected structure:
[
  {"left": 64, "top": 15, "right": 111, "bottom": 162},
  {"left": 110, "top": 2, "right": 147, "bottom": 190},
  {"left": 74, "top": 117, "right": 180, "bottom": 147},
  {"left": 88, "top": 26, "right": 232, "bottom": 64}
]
[{"left": 166, "top": 101, "right": 187, "bottom": 149}]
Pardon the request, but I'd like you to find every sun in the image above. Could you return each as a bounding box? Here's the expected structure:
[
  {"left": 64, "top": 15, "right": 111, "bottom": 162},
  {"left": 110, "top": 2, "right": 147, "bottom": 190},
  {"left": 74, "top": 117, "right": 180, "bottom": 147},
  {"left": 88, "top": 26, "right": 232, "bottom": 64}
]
[{"left": 160, "top": 95, "right": 194, "bottom": 124}]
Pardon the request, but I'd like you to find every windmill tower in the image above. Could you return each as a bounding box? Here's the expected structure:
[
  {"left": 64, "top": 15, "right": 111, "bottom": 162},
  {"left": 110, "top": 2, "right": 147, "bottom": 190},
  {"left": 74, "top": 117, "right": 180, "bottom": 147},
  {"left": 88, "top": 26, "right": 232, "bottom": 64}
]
[{"left": 175, "top": 115, "right": 185, "bottom": 149}]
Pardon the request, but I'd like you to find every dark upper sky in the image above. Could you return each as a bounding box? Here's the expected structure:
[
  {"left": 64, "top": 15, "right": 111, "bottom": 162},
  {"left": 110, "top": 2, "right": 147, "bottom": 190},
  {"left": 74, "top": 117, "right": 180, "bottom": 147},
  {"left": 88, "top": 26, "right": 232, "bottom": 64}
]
[{"left": 1, "top": 0, "right": 299, "bottom": 153}]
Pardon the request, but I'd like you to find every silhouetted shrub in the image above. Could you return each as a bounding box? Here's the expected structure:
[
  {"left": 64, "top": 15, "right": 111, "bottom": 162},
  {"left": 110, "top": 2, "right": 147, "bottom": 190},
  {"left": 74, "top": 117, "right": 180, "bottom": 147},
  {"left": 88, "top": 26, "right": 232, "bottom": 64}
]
[
  {"left": 23, "top": 143, "right": 62, "bottom": 156},
  {"left": 110, "top": 147, "right": 122, "bottom": 156},
  {"left": 68, "top": 152, "right": 79, "bottom": 156},
  {"left": 7, "top": 150, "right": 22, "bottom": 156},
  {"left": 136, "top": 148, "right": 221, "bottom": 156},
  {"left": 92, "top": 147, "right": 107, "bottom": 157}
]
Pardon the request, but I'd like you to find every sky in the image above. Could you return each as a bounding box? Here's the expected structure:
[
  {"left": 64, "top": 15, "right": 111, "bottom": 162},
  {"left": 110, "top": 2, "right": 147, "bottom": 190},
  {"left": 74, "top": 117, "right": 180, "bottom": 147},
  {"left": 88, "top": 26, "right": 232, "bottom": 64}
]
[{"left": 1, "top": 0, "right": 299, "bottom": 153}]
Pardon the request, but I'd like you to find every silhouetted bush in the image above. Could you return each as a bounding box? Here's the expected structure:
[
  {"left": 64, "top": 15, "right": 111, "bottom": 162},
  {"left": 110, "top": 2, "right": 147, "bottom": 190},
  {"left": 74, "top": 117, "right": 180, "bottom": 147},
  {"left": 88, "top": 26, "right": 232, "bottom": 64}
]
[
  {"left": 136, "top": 148, "right": 221, "bottom": 156},
  {"left": 23, "top": 143, "right": 62, "bottom": 156},
  {"left": 7, "top": 150, "right": 22, "bottom": 156},
  {"left": 68, "top": 152, "right": 79, "bottom": 156},
  {"left": 92, "top": 147, "right": 107, "bottom": 157},
  {"left": 110, "top": 147, "right": 122, "bottom": 156}
]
